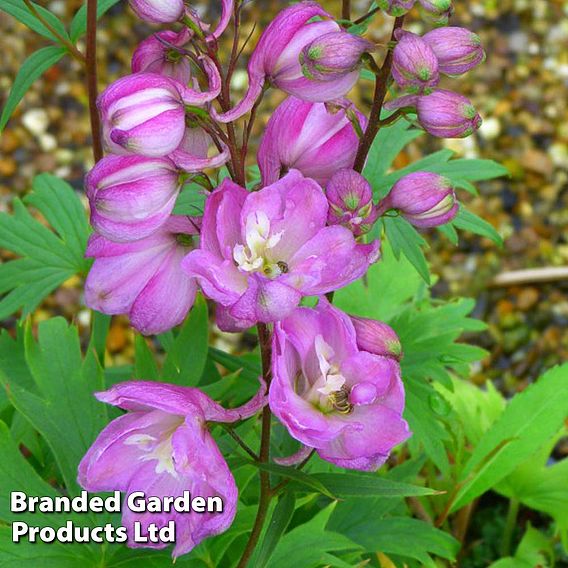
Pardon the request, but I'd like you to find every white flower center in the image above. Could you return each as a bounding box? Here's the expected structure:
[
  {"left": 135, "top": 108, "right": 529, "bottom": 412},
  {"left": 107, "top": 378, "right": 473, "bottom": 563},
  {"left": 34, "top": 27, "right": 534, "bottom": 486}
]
[{"left": 233, "top": 211, "right": 286, "bottom": 278}]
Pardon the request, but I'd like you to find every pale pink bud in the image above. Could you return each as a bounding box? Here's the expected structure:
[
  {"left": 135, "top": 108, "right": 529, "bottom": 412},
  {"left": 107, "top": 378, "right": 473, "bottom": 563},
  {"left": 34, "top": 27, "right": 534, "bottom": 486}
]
[
  {"left": 129, "top": 0, "right": 184, "bottom": 24},
  {"left": 350, "top": 316, "right": 403, "bottom": 360},
  {"left": 392, "top": 30, "right": 439, "bottom": 93}
]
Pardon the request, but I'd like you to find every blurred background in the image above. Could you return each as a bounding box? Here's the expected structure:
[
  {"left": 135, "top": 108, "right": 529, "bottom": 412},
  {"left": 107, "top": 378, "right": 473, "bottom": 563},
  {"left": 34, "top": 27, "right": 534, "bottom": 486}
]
[{"left": 1, "top": 0, "right": 567, "bottom": 393}]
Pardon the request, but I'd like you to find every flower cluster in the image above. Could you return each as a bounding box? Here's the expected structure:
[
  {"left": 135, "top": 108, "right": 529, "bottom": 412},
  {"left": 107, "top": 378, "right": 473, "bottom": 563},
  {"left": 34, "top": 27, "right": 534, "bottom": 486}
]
[{"left": 80, "top": 0, "right": 485, "bottom": 558}]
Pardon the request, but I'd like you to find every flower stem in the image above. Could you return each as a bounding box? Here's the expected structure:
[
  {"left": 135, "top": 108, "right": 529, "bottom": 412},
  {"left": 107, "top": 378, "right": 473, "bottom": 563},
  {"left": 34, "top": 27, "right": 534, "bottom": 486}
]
[
  {"left": 86, "top": 0, "right": 103, "bottom": 163},
  {"left": 237, "top": 323, "right": 273, "bottom": 568},
  {"left": 501, "top": 498, "right": 520, "bottom": 557},
  {"left": 353, "top": 15, "right": 405, "bottom": 172},
  {"left": 342, "top": 0, "right": 351, "bottom": 20}
]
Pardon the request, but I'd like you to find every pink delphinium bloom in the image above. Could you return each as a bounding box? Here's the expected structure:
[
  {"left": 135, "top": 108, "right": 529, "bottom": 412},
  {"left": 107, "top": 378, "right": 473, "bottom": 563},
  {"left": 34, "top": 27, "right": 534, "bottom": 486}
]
[
  {"left": 98, "top": 63, "right": 220, "bottom": 157},
  {"left": 79, "top": 378, "right": 266, "bottom": 558},
  {"left": 257, "top": 97, "right": 366, "bottom": 187},
  {"left": 213, "top": 2, "right": 363, "bottom": 123},
  {"left": 85, "top": 216, "right": 199, "bottom": 335},
  {"left": 86, "top": 154, "right": 182, "bottom": 242},
  {"left": 131, "top": 29, "right": 193, "bottom": 85},
  {"left": 270, "top": 299, "right": 410, "bottom": 471},
  {"left": 182, "top": 170, "right": 379, "bottom": 331}
]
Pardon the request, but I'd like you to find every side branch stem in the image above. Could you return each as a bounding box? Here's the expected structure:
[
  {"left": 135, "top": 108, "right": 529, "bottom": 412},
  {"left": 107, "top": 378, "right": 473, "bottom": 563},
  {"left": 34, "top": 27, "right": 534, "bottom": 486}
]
[
  {"left": 237, "top": 323, "right": 273, "bottom": 568},
  {"left": 86, "top": 0, "right": 103, "bottom": 163},
  {"left": 353, "top": 15, "right": 405, "bottom": 172}
]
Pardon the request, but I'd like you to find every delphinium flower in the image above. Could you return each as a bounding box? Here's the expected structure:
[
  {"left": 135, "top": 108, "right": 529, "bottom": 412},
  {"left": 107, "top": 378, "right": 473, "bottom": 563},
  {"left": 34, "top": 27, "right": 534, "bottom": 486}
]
[
  {"left": 269, "top": 299, "right": 410, "bottom": 470},
  {"left": 257, "top": 97, "right": 366, "bottom": 186},
  {"left": 378, "top": 171, "right": 459, "bottom": 227},
  {"left": 181, "top": 171, "right": 379, "bottom": 330},
  {"left": 79, "top": 378, "right": 266, "bottom": 557},
  {"left": 84, "top": 216, "right": 199, "bottom": 335}
]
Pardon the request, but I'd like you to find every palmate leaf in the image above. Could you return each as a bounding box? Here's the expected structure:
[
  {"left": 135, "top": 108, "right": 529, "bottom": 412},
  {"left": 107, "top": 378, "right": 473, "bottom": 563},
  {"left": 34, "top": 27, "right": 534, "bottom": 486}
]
[
  {"left": 451, "top": 364, "right": 568, "bottom": 512},
  {"left": 0, "top": 174, "right": 90, "bottom": 320},
  {"left": 0, "top": 318, "right": 107, "bottom": 495}
]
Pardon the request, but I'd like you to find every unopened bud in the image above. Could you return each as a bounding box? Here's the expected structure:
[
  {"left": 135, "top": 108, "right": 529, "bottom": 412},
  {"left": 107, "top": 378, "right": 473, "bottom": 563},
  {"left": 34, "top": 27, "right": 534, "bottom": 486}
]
[
  {"left": 392, "top": 30, "right": 439, "bottom": 93},
  {"left": 418, "top": 0, "right": 453, "bottom": 24},
  {"left": 129, "top": 0, "right": 184, "bottom": 24},
  {"left": 326, "top": 169, "right": 378, "bottom": 236},
  {"left": 417, "top": 89, "right": 482, "bottom": 138},
  {"left": 300, "top": 31, "right": 375, "bottom": 82},
  {"left": 380, "top": 171, "right": 458, "bottom": 228},
  {"left": 423, "top": 27, "right": 486, "bottom": 76},
  {"left": 378, "top": 0, "right": 416, "bottom": 17},
  {"left": 350, "top": 316, "right": 403, "bottom": 360}
]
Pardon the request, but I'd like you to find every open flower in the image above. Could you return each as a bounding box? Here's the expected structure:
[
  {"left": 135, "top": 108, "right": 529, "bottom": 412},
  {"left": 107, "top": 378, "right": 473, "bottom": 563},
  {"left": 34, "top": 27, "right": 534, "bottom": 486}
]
[
  {"left": 78, "top": 378, "right": 266, "bottom": 558},
  {"left": 213, "top": 2, "right": 361, "bottom": 123},
  {"left": 182, "top": 171, "right": 379, "bottom": 331},
  {"left": 85, "top": 216, "right": 199, "bottom": 335},
  {"left": 270, "top": 299, "right": 410, "bottom": 471},
  {"left": 257, "top": 97, "right": 365, "bottom": 187}
]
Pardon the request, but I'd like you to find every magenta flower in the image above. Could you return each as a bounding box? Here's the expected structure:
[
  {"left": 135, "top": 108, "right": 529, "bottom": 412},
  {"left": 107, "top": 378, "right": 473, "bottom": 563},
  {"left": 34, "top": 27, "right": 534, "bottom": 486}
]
[
  {"left": 326, "top": 169, "right": 379, "bottom": 236},
  {"left": 378, "top": 171, "right": 458, "bottom": 228},
  {"left": 131, "top": 29, "right": 192, "bottom": 85},
  {"left": 86, "top": 154, "right": 181, "bottom": 242},
  {"left": 213, "top": 2, "right": 360, "bottom": 123},
  {"left": 129, "top": 0, "right": 185, "bottom": 23},
  {"left": 85, "top": 216, "right": 199, "bottom": 335},
  {"left": 423, "top": 27, "right": 486, "bottom": 76},
  {"left": 78, "top": 378, "right": 266, "bottom": 558},
  {"left": 257, "top": 97, "right": 365, "bottom": 187},
  {"left": 182, "top": 171, "right": 379, "bottom": 331},
  {"left": 300, "top": 31, "right": 375, "bottom": 82},
  {"left": 416, "top": 89, "right": 482, "bottom": 138},
  {"left": 392, "top": 30, "right": 439, "bottom": 93},
  {"left": 98, "top": 63, "right": 220, "bottom": 157},
  {"left": 270, "top": 299, "right": 410, "bottom": 471}
]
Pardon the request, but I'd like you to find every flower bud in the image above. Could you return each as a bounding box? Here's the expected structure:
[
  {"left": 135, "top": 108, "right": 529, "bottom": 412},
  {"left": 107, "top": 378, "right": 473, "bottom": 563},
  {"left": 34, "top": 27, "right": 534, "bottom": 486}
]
[
  {"left": 418, "top": 0, "right": 453, "bottom": 24},
  {"left": 86, "top": 155, "right": 181, "bottom": 242},
  {"left": 350, "top": 316, "right": 403, "bottom": 360},
  {"left": 380, "top": 171, "right": 458, "bottom": 228},
  {"left": 416, "top": 89, "right": 482, "bottom": 138},
  {"left": 257, "top": 96, "right": 366, "bottom": 186},
  {"left": 423, "top": 27, "right": 485, "bottom": 76},
  {"left": 300, "top": 31, "right": 375, "bottom": 82},
  {"left": 378, "top": 0, "right": 416, "bottom": 16},
  {"left": 131, "top": 29, "right": 192, "bottom": 84},
  {"left": 326, "top": 169, "right": 378, "bottom": 236},
  {"left": 392, "top": 30, "right": 439, "bottom": 93},
  {"left": 129, "top": 0, "right": 184, "bottom": 24}
]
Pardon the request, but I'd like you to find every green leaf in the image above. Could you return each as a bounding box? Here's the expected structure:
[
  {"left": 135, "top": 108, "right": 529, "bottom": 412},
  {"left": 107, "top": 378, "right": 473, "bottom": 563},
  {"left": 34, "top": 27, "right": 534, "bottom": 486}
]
[
  {"left": 0, "top": 318, "right": 107, "bottom": 494},
  {"left": 70, "top": 0, "right": 122, "bottom": 41},
  {"left": 331, "top": 516, "right": 459, "bottom": 565},
  {"left": 134, "top": 335, "right": 160, "bottom": 380},
  {"left": 452, "top": 207, "right": 503, "bottom": 246},
  {"left": 161, "top": 295, "right": 209, "bottom": 384},
  {"left": 0, "top": 174, "right": 90, "bottom": 319},
  {"left": 335, "top": 239, "right": 423, "bottom": 322},
  {"left": 1, "top": 1, "right": 70, "bottom": 43},
  {"left": 490, "top": 525, "right": 555, "bottom": 568},
  {"left": 0, "top": 46, "right": 66, "bottom": 133},
  {"left": 383, "top": 216, "right": 431, "bottom": 284},
  {"left": 172, "top": 183, "right": 207, "bottom": 216},
  {"left": 254, "top": 492, "right": 296, "bottom": 568},
  {"left": 451, "top": 364, "right": 568, "bottom": 512},
  {"left": 270, "top": 504, "right": 362, "bottom": 567}
]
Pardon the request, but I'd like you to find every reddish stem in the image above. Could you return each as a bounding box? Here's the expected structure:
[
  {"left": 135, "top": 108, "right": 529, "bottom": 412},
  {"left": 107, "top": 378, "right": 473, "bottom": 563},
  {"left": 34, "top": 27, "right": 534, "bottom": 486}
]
[{"left": 86, "top": 0, "right": 103, "bottom": 163}]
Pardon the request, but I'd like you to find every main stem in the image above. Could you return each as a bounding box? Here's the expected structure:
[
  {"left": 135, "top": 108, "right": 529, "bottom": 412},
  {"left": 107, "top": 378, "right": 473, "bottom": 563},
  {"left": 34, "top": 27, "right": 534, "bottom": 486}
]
[
  {"left": 86, "top": 0, "right": 103, "bottom": 163},
  {"left": 341, "top": 0, "right": 351, "bottom": 20},
  {"left": 237, "top": 323, "right": 273, "bottom": 568},
  {"left": 353, "top": 15, "right": 405, "bottom": 172}
]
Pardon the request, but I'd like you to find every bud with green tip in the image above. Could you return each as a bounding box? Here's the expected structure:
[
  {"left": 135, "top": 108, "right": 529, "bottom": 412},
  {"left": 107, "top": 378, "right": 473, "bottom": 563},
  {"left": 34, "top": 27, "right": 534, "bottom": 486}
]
[
  {"left": 349, "top": 316, "right": 403, "bottom": 360},
  {"left": 392, "top": 30, "right": 439, "bottom": 93},
  {"left": 418, "top": 0, "right": 453, "bottom": 24},
  {"left": 326, "top": 169, "right": 379, "bottom": 236},
  {"left": 300, "top": 31, "right": 375, "bottom": 82},
  {"left": 378, "top": 171, "right": 458, "bottom": 228},
  {"left": 416, "top": 89, "right": 482, "bottom": 138},
  {"left": 378, "top": 0, "right": 416, "bottom": 17}
]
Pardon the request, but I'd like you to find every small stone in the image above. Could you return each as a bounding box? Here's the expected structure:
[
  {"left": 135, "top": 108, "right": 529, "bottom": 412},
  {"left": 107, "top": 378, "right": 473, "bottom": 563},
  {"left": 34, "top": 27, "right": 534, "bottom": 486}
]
[{"left": 21, "top": 109, "right": 49, "bottom": 136}]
